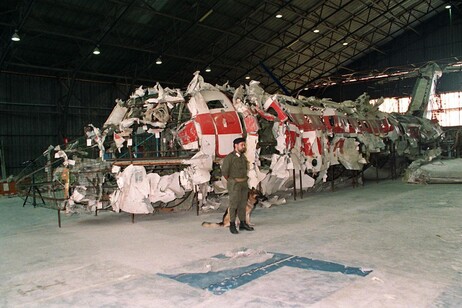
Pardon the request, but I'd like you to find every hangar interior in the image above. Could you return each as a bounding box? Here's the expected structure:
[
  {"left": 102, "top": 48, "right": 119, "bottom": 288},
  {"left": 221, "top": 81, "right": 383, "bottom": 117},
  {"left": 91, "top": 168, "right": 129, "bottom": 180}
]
[
  {"left": 1, "top": 0, "right": 462, "bottom": 173},
  {"left": 1, "top": 0, "right": 462, "bottom": 307}
]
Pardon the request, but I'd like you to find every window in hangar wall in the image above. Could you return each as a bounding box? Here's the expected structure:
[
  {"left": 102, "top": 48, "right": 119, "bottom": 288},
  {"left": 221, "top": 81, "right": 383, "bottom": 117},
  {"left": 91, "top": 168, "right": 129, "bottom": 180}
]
[{"left": 370, "top": 92, "right": 462, "bottom": 127}]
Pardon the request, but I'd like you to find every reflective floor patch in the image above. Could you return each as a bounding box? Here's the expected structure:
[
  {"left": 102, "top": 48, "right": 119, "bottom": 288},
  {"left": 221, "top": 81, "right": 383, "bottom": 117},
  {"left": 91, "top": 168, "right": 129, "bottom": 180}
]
[{"left": 159, "top": 252, "right": 372, "bottom": 295}]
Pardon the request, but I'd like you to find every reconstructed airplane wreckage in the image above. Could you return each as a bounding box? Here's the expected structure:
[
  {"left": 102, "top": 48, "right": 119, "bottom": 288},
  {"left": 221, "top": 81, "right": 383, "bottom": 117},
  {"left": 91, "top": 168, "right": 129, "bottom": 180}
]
[{"left": 16, "top": 63, "right": 444, "bottom": 216}]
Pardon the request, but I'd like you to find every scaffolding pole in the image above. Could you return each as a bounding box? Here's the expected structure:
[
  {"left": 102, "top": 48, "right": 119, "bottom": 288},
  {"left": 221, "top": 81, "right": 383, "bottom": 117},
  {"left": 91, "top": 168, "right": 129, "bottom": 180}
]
[{"left": 0, "top": 139, "right": 6, "bottom": 180}]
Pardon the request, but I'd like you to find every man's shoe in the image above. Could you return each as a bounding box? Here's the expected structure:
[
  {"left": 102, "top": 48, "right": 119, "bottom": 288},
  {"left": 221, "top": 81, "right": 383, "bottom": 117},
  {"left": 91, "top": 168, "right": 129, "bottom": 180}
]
[
  {"left": 239, "top": 221, "right": 254, "bottom": 231},
  {"left": 229, "top": 222, "right": 239, "bottom": 234}
]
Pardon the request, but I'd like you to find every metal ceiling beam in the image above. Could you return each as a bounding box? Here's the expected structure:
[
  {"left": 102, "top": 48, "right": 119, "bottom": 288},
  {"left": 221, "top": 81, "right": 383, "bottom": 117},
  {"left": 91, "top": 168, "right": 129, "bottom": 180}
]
[
  {"left": 202, "top": 0, "right": 317, "bottom": 86},
  {"left": 273, "top": 1, "right": 399, "bottom": 83},
  {"left": 268, "top": 0, "right": 437, "bottom": 93},
  {"left": 0, "top": 21, "right": 238, "bottom": 69},
  {"left": 0, "top": 17, "right": 302, "bottom": 71},
  {"left": 242, "top": 0, "right": 442, "bottom": 93},
  {"left": 168, "top": 0, "right": 326, "bottom": 85},
  {"left": 139, "top": 0, "right": 309, "bottom": 53},
  {"left": 260, "top": 61, "right": 290, "bottom": 95},
  {"left": 2, "top": 62, "right": 178, "bottom": 86},
  {"left": 265, "top": 1, "right": 389, "bottom": 91},
  {"left": 0, "top": 0, "right": 37, "bottom": 71},
  {"left": 59, "top": 0, "right": 137, "bottom": 143},
  {"left": 225, "top": 0, "right": 354, "bottom": 87},
  {"left": 292, "top": 1, "right": 447, "bottom": 93}
]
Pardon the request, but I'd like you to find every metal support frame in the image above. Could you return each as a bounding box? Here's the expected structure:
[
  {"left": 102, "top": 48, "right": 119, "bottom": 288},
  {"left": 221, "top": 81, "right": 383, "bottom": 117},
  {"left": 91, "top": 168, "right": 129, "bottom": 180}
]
[
  {"left": 292, "top": 169, "right": 296, "bottom": 200},
  {"left": 0, "top": 139, "right": 6, "bottom": 180},
  {"left": 292, "top": 1, "right": 443, "bottom": 93},
  {"left": 0, "top": 0, "right": 37, "bottom": 71},
  {"left": 260, "top": 62, "right": 290, "bottom": 95},
  {"left": 22, "top": 172, "right": 45, "bottom": 208},
  {"left": 0, "top": 0, "right": 450, "bottom": 94}
]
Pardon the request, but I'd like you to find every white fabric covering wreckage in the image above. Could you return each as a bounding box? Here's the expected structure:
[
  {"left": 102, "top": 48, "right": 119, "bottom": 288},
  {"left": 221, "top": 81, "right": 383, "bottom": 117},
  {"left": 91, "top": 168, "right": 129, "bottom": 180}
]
[{"left": 16, "top": 63, "right": 444, "bottom": 216}]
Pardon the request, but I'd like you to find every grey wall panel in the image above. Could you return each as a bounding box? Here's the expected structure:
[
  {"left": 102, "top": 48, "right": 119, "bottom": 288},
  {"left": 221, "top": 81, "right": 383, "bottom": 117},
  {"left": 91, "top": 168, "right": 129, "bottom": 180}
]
[{"left": 0, "top": 73, "right": 130, "bottom": 175}]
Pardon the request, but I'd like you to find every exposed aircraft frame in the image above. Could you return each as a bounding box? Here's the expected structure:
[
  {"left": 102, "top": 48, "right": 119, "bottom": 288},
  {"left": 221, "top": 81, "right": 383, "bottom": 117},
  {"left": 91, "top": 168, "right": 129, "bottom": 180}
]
[{"left": 16, "top": 63, "right": 444, "bottom": 219}]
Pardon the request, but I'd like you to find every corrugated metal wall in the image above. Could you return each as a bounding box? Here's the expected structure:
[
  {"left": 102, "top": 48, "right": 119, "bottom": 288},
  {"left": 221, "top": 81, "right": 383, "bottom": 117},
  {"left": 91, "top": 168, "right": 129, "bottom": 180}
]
[{"left": 0, "top": 73, "right": 130, "bottom": 175}]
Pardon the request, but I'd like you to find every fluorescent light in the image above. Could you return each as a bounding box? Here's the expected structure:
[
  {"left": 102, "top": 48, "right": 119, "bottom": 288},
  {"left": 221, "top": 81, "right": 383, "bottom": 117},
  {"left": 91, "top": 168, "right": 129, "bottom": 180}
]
[
  {"left": 245, "top": 76, "right": 250, "bottom": 80},
  {"left": 156, "top": 57, "right": 162, "bottom": 65},
  {"left": 445, "top": 5, "right": 451, "bottom": 9},
  {"left": 199, "top": 9, "right": 213, "bottom": 22},
  {"left": 205, "top": 65, "right": 211, "bottom": 72},
  {"left": 93, "top": 46, "right": 100, "bottom": 55},
  {"left": 342, "top": 42, "right": 348, "bottom": 46},
  {"left": 313, "top": 29, "right": 320, "bottom": 33},
  {"left": 275, "top": 13, "right": 283, "bottom": 18},
  {"left": 11, "top": 30, "right": 20, "bottom": 42}
]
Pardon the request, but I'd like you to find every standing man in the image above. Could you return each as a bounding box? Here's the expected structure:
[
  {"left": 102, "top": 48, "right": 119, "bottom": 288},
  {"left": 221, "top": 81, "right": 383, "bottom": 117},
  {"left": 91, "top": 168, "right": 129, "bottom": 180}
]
[{"left": 221, "top": 137, "right": 255, "bottom": 234}]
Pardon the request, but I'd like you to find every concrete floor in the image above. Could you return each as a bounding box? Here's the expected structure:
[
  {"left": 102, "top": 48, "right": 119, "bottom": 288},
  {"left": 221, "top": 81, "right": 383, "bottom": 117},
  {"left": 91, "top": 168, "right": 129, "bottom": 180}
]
[{"left": 1, "top": 179, "right": 462, "bottom": 307}]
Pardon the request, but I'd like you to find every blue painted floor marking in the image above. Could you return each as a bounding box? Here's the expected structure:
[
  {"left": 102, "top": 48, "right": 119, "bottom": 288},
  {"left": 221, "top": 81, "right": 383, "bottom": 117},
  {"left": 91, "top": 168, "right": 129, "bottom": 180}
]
[{"left": 159, "top": 252, "right": 372, "bottom": 295}]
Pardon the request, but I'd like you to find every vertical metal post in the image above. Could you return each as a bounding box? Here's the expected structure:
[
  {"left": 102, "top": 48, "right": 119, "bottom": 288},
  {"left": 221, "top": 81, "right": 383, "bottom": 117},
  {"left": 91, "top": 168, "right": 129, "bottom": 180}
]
[
  {"left": 299, "top": 170, "right": 303, "bottom": 199},
  {"left": 0, "top": 139, "right": 6, "bottom": 180},
  {"left": 391, "top": 141, "right": 397, "bottom": 180},
  {"left": 330, "top": 167, "right": 335, "bottom": 191},
  {"left": 32, "top": 173, "right": 37, "bottom": 208},
  {"left": 58, "top": 209, "right": 61, "bottom": 228},
  {"left": 292, "top": 169, "right": 296, "bottom": 200},
  {"left": 128, "top": 146, "right": 133, "bottom": 163},
  {"left": 132, "top": 213, "right": 135, "bottom": 223}
]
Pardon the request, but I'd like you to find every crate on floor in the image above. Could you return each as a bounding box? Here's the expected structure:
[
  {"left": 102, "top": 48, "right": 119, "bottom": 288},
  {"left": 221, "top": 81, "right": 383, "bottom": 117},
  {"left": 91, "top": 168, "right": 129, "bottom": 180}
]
[{"left": 0, "top": 181, "right": 16, "bottom": 196}]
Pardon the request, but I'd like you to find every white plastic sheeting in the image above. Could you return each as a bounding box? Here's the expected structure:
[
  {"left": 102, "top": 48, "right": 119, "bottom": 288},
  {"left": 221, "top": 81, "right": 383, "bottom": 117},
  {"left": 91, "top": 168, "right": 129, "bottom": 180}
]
[
  {"left": 111, "top": 165, "right": 153, "bottom": 214},
  {"left": 148, "top": 173, "right": 185, "bottom": 204}
]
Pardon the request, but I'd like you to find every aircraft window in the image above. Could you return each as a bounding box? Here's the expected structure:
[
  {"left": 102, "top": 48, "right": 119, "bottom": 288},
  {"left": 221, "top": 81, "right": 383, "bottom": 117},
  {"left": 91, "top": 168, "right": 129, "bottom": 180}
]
[
  {"left": 329, "top": 116, "right": 335, "bottom": 126},
  {"left": 267, "top": 107, "right": 278, "bottom": 117},
  {"left": 207, "top": 99, "right": 225, "bottom": 109}
]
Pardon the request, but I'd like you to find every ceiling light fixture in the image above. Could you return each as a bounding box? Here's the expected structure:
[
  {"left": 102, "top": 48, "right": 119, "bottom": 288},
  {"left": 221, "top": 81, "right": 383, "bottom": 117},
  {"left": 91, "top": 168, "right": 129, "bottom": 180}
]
[
  {"left": 11, "top": 30, "right": 20, "bottom": 42},
  {"left": 199, "top": 9, "right": 214, "bottom": 23},
  {"left": 245, "top": 76, "right": 250, "bottom": 80},
  {"left": 205, "top": 65, "right": 211, "bottom": 72},
  {"left": 93, "top": 46, "right": 101, "bottom": 55},
  {"left": 313, "top": 29, "right": 320, "bottom": 33},
  {"left": 156, "top": 57, "right": 162, "bottom": 65},
  {"left": 445, "top": 5, "right": 451, "bottom": 9},
  {"left": 342, "top": 42, "right": 348, "bottom": 46},
  {"left": 275, "top": 13, "right": 283, "bottom": 18}
]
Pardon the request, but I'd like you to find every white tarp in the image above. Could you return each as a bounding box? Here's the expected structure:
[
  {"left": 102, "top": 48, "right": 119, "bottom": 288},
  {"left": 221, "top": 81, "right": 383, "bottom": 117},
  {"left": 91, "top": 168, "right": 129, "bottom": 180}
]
[{"left": 112, "top": 165, "right": 153, "bottom": 214}]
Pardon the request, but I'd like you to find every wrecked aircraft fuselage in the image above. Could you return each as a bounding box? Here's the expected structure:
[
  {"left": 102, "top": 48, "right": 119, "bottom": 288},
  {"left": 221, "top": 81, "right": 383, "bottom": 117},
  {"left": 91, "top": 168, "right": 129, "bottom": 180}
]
[{"left": 16, "top": 68, "right": 443, "bottom": 215}]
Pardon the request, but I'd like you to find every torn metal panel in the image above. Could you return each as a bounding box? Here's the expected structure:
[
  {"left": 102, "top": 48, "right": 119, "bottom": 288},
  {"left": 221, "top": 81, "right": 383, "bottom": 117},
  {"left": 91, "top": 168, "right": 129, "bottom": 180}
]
[
  {"left": 177, "top": 120, "right": 199, "bottom": 150},
  {"left": 407, "top": 62, "right": 442, "bottom": 118},
  {"left": 104, "top": 101, "right": 128, "bottom": 127},
  {"left": 332, "top": 137, "right": 367, "bottom": 171},
  {"left": 186, "top": 71, "right": 217, "bottom": 95},
  {"left": 245, "top": 134, "right": 266, "bottom": 189}
]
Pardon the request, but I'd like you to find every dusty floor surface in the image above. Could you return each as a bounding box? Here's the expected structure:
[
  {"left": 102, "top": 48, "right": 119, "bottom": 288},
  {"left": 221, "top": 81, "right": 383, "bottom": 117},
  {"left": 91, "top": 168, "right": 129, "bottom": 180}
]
[{"left": 1, "top": 179, "right": 462, "bottom": 307}]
